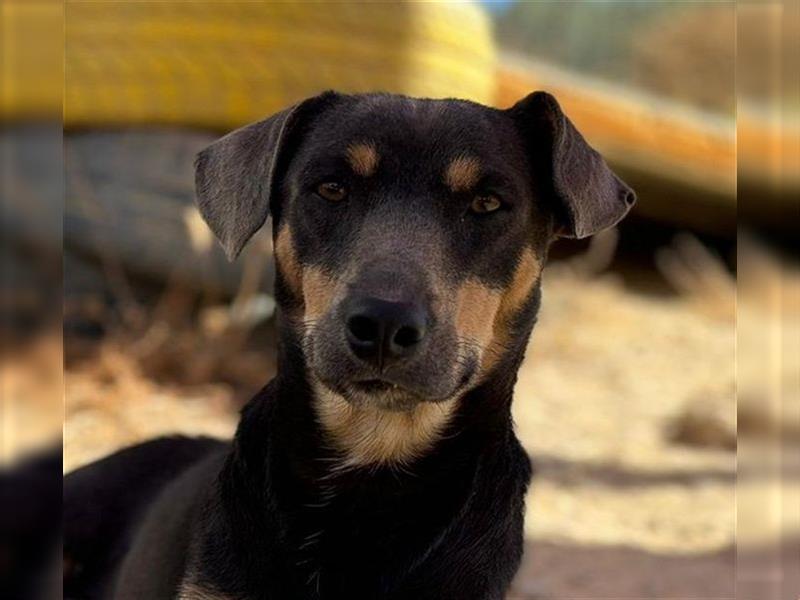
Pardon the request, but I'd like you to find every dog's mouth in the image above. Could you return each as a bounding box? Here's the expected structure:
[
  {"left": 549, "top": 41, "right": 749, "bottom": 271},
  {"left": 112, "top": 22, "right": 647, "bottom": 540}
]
[
  {"left": 349, "top": 378, "right": 419, "bottom": 410},
  {"left": 307, "top": 326, "right": 480, "bottom": 410},
  {"left": 332, "top": 377, "right": 426, "bottom": 411},
  {"left": 351, "top": 378, "right": 399, "bottom": 394},
  {"left": 342, "top": 373, "right": 470, "bottom": 411}
]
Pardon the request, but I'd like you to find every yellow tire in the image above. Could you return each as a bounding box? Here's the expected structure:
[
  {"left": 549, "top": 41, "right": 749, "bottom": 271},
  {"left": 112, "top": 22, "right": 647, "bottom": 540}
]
[
  {"left": 64, "top": 2, "right": 495, "bottom": 129},
  {"left": 0, "top": 1, "right": 63, "bottom": 121}
]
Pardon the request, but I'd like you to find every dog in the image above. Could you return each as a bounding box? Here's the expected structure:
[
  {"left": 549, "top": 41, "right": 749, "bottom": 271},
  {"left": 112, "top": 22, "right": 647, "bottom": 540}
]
[{"left": 64, "top": 90, "right": 635, "bottom": 599}]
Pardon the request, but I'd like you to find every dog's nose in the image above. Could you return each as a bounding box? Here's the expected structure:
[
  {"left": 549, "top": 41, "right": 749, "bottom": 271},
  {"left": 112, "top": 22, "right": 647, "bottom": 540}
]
[{"left": 344, "top": 297, "right": 427, "bottom": 368}]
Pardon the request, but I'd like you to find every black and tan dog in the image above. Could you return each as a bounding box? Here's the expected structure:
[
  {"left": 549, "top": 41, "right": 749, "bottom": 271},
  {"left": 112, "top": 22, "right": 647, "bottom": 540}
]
[{"left": 64, "top": 91, "right": 634, "bottom": 599}]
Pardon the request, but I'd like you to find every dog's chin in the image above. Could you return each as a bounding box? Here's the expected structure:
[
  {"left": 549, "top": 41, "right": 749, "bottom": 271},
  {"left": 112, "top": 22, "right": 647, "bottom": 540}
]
[
  {"left": 345, "top": 381, "right": 424, "bottom": 412},
  {"left": 314, "top": 375, "right": 461, "bottom": 413}
]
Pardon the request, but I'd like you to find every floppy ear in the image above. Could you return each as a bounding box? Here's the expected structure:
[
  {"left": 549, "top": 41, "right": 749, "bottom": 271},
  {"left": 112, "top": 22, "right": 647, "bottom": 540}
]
[
  {"left": 511, "top": 91, "right": 636, "bottom": 239},
  {"left": 194, "top": 92, "right": 335, "bottom": 260}
]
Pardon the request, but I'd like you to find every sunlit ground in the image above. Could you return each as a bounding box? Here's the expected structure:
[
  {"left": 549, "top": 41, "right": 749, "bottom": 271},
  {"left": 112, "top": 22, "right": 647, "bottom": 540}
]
[{"left": 44, "top": 236, "right": 796, "bottom": 597}]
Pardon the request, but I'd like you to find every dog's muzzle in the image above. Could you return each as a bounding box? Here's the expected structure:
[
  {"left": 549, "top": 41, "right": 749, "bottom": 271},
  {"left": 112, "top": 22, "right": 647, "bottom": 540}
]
[{"left": 342, "top": 296, "right": 428, "bottom": 371}]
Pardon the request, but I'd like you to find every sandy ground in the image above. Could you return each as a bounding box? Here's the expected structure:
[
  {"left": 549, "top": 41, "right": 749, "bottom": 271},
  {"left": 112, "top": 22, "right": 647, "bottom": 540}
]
[
  {"left": 62, "top": 257, "right": 739, "bottom": 542},
  {"left": 515, "top": 265, "right": 736, "bottom": 555},
  {"left": 56, "top": 258, "right": 740, "bottom": 597},
  {"left": 8, "top": 237, "right": 794, "bottom": 597},
  {"left": 63, "top": 266, "right": 739, "bottom": 554}
]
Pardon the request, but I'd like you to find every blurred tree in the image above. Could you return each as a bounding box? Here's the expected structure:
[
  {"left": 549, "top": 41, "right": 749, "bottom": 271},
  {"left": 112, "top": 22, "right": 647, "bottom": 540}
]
[
  {"left": 493, "top": 3, "right": 734, "bottom": 115},
  {"left": 632, "top": 5, "right": 735, "bottom": 114}
]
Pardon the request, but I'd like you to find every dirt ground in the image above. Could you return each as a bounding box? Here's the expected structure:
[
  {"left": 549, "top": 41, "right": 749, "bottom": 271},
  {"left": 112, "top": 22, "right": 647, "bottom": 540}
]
[{"left": 7, "top": 235, "right": 797, "bottom": 598}]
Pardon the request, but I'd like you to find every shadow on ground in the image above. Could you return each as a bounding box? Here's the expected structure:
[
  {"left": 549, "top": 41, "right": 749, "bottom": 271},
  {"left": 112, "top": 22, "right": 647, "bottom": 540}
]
[
  {"left": 510, "top": 541, "right": 735, "bottom": 599},
  {"left": 511, "top": 540, "right": 800, "bottom": 600}
]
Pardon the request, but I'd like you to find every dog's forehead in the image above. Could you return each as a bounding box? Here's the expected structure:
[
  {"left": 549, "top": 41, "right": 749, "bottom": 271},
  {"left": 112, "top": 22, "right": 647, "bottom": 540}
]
[{"left": 305, "top": 94, "right": 520, "bottom": 163}]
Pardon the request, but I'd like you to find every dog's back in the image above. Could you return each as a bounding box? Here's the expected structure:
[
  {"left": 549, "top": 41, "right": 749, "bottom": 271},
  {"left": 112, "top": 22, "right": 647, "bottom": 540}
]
[{"left": 64, "top": 436, "right": 228, "bottom": 599}]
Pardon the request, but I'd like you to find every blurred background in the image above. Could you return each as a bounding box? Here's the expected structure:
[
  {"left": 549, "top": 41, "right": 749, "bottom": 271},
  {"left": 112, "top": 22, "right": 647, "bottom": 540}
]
[{"left": 1, "top": 1, "right": 798, "bottom": 598}]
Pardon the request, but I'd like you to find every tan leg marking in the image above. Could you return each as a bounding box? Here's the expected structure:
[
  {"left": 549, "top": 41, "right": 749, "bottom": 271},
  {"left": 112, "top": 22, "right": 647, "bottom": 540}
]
[
  {"left": 314, "top": 382, "right": 457, "bottom": 468},
  {"left": 346, "top": 142, "right": 379, "bottom": 177},
  {"left": 444, "top": 155, "right": 482, "bottom": 192}
]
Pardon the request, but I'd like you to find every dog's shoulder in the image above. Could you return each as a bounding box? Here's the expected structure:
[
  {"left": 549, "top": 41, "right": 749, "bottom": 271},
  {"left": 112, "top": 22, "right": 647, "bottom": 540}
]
[
  {"left": 64, "top": 436, "right": 229, "bottom": 599},
  {"left": 111, "top": 446, "right": 227, "bottom": 598}
]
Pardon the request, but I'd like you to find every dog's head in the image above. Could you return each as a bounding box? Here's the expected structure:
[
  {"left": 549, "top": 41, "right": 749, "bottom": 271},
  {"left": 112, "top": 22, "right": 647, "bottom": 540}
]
[{"left": 195, "top": 91, "right": 634, "bottom": 461}]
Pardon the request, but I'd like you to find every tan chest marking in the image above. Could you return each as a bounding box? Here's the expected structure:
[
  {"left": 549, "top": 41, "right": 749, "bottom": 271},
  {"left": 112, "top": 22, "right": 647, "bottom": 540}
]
[
  {"left": 314, "top": 382, "right": 457, "bottom": 468},
  {"left": 346, "top": 142, "right": 379, "bottom": 177}
]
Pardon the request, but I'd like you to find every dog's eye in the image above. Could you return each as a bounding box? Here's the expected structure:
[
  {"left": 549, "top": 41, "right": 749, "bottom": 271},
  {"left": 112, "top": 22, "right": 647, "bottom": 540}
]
[
  {"left": 470, "top": 194, "right": 502, "bottom": 214},
  {"left": 317, "top": 182, "right": 348, "bottom": 202}
]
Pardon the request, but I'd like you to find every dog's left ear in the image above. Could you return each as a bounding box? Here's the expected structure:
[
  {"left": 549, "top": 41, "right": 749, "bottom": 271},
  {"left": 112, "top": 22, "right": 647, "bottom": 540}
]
[
  {"left": 195, "top": 92, "right": 336, "bottom": 260},
  {"left": 510, "top": 91, "right": 636, "bottom": 239}
]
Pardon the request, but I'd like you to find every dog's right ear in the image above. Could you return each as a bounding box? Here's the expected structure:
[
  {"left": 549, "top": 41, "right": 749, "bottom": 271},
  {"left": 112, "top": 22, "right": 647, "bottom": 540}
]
[
  {"left": 194, "top": 92, "right": 336, "bottom": 260},
  {"left": 510, "top": 91, "right": 636, "bottom": 239}
]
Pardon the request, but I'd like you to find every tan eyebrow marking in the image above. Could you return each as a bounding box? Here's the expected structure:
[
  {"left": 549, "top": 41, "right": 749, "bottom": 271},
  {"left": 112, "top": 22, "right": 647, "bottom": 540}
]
[
  {"left": 346, "top": 142, "right": 379, "bottom": 177},
  {"left": 444, "top": 155, "right": 482, "bottom": 192}
]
